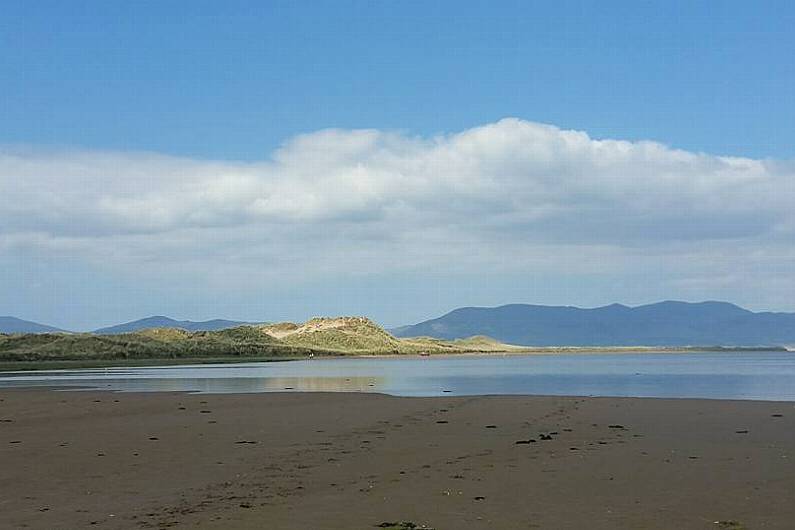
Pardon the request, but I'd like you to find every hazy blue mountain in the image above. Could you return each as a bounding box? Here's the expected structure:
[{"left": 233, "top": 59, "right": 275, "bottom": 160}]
[
  {"left": 0, "top": 316, "right": 67, "bottom": 334},
  {"left": 392, "top": 301, "right": 795, "bottom": 346},
  {"left": 94, "top": 316, "right": 253, "bottom": 335}
]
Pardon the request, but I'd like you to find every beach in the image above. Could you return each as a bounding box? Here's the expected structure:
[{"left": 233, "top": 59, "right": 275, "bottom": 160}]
[{"left": 1, "top": 389, "right": 793, "bottom": 529}]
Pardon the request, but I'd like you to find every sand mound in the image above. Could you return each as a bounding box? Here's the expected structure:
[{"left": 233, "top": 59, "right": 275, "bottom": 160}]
[{"left": 262, "top": 317, "right": 401, "bottom": 353}]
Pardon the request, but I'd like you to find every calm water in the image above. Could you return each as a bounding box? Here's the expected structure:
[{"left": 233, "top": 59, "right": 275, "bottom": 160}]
[{"left": 1, "top": 352, "right": 795, "bottom": 401}]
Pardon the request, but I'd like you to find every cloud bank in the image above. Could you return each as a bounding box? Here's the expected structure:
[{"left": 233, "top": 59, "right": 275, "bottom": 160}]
[{"left": 1, "top": 118, "right": 793, "bottom": 289}]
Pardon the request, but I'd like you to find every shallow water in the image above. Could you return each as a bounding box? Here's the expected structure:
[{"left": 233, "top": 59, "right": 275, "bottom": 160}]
[{"left": 1, "top": 352, "right": 795, "bottom": 401}]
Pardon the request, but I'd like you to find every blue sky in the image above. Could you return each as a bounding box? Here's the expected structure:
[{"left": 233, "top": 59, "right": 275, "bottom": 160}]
[
  {"left": 1, "top": 1, "right": 794, "bottom": 330},
  {"left": 4, "top": 1, "right": 794, "bottom": 159}
]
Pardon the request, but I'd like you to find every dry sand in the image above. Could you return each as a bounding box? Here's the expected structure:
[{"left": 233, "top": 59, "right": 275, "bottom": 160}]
[{"left": 1, "top": 389, "right": 794, "bottom": 529}]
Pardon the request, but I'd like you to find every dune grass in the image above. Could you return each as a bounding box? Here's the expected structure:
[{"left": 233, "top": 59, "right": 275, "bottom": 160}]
[
  {"left": 0, "top": 327, "right": 311, "bottom": 363},
  {"left": 0, "top": 317, "right": 520, "bottom": 369}
]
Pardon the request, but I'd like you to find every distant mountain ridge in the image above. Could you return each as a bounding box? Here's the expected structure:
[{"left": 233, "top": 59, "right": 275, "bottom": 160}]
[
  {"left": 0, "top": 317, "right": 67, "bottom": 334},
  {"left": 5, "top": 301, "right": 795, "bottom": 346},
  {"left": 392, "top": 301, "right": 795, "bottom": 346},
  {"left": 93, "top": 316, "right": 255, "bottom": 335}
]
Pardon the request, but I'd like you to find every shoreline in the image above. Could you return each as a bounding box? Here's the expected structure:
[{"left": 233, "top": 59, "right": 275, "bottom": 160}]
[
  {"left": 2, "top": 389, "right": 793, "bottom": 529},
  {"left": 1, "top": 346, "right": 788, "bottom": 372},
  {"left": 0, "top": 355, "right": 303, "bottom": 372},
  {"left": 356, "top": 345, "right": 789, "bottom": 359},
  {"left": 5, "top": 385, "right": 795, "bottom": 405}
]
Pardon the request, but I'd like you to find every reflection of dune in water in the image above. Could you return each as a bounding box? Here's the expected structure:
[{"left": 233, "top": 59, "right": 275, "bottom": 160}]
[
  {"left": 105, "top": 376, "right": 388, "bottom": 393},
  {"left": 261, "top": 376, "right": 385, "bottom": 392},
  {"left": 0, "top": 376, "right": 388, "bottom": 394}
]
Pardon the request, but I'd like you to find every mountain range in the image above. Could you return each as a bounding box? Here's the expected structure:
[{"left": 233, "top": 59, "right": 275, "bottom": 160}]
[
  {"left": 3, "top": 301, "right": 795, "bottom": 346},
  {"left": 93, "top": 316, "right": 254, "bottom": 335},
  {"left": 391, "top": 301, "right": 795, "bottom": 346},
  {"left": 0, "top": 316, "right": 252, "bottom": 335}
]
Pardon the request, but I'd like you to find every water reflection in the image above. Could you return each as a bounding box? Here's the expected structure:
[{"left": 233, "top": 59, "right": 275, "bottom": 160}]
[
  {"left": 1, "top": 352, "right": 794, "bottom": 401},
  {"left": 0, "top": 375, "right": 386, "bottom": 394}
]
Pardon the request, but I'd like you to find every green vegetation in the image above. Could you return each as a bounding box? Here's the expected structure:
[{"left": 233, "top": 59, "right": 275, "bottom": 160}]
[
  {"left": 0, "top": 326, "right": 312, "bottom": 363},
  {"left": 0, "top": 317, "right": 521, "bottom": 370},
  {"left": 258, "top": 317, "right": 525, "bottom": 355},
  {"left": 404, "top": 334, "right": 523, "bottom": 352},
  {"left": 266, "top": 317, "right": 403, "bottom": 353}
]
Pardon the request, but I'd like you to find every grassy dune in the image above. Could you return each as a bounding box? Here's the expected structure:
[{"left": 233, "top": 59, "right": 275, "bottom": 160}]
[
  {"left": 0, "top": 328, "right": 311, "bottom": 363},
  {"left": 263, "top": 317, "right": 403, "bottom": 353},
  {"left": 261, "top": 317, "right": 527, "bottom": 354},
  {"left": 0, "top": 317, "right": 521, "bottom": 368}
]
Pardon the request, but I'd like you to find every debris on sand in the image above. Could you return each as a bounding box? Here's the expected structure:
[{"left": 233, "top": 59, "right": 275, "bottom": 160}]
[
  {"left": 714, "top": 521, "right": 747, "bottom": 529},
  {"left": 376, "top": 522, "right": 435, "bottom": 530}
]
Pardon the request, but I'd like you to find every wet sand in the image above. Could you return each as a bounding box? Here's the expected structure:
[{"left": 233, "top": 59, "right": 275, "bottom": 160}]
[{"left": 1, "top": 389, "right": 793, "bottom": 529}]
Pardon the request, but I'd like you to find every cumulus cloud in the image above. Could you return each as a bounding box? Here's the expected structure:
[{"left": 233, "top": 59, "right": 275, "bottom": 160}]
[{"left": 1, "top": 118, "right": 793, "bottom": 283}]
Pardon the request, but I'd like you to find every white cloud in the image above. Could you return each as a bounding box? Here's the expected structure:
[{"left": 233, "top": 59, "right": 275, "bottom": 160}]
[{"left": 1, "top": 118, "right": 793, "bottom": 285}]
